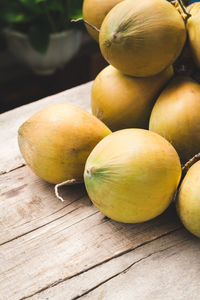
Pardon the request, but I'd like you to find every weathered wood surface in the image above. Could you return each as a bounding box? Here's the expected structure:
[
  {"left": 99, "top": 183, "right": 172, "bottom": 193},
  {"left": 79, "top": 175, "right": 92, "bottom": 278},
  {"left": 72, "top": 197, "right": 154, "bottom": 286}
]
[
  {"left": 0, "top": 82, "right": 199, "bottom": 300},
  {"left": 28, "top": 229, "right": 200, "bottom": 300}
]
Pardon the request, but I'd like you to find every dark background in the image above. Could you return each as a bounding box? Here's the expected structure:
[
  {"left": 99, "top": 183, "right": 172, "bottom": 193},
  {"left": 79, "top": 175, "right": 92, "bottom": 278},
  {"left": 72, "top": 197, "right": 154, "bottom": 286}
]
[{"left": 0, "top": 33, "right": 107, "bottom": 114}]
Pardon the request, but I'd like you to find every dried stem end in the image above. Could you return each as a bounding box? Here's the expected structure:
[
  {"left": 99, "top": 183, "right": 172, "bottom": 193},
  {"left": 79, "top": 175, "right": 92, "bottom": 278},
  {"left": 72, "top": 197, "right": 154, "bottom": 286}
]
[
  {"left": 71, "top": 18, "right": 100, "bottom": 32},
  {"left": 55, "top": 179, "right": 77, "bottom": 202},
  {"left": 182, "top": 152, "right": 200, "bottom": 174},
  {"left": 173, "top": 152, "right": 200, "bottom": 202},
  {"left": 170, "top": 0, "right": 191, "bottom": 23}
]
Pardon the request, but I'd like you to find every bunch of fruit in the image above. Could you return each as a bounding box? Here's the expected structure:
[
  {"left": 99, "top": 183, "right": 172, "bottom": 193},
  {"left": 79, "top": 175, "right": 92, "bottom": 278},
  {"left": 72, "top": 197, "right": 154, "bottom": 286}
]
[{"left": 18, "top": 0, "right": 200, "bottom": 239}]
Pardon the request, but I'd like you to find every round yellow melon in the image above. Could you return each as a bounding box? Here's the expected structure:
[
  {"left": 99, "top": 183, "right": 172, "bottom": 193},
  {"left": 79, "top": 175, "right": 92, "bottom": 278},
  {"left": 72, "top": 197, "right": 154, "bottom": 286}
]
[
  {"left": 91, "top": 65, "right": 173, "bottom": 131},
  {"left": 99, "top": 0, "right": 186, "bottom": 77},
  {"left": 18, "top": 103, "right": 111, "bottom": 184},
  {"left": 149, "top": 76, "right": 200, "bottom": 164},
  {"left": 177, "top": 160, "right": 200, "bottom": 238},
  {"left": 84, "top": 129, "right": 181, "bottom": 223},
  {"left": 187, "top": 3, "right": 200, "bottom": 69}
]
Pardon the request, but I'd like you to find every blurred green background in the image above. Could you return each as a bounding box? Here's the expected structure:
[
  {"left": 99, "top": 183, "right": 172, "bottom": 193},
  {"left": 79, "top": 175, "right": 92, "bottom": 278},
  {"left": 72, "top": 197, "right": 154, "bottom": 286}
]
[{"left": 0, "top": 0, "right": 107, "bottom": 113}]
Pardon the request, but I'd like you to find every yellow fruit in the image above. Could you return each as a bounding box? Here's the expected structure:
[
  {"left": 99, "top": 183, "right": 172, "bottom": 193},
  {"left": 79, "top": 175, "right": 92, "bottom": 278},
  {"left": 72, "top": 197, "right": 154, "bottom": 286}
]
[
  {"left": 84, "top": 129, "right": 181, "bottom": 223},
  {"left": 82, "top": 0, "right": 123, "bottom": 42},
  {"left": 187, "top": 3, "right": 200, "bottom": 68},
  {"left": 99, "top": 0, "right": 186, "bottom": 77},
  {"left": 91, "top": 65, "right": 173, "bottom": 131},
  {"left": 177, "top": 161, "right": 200, "bottom": 238},
  {"left": 187, "top": 3, "right": 196, "bottom": 13},
  {"left": 149, "top": 76, "right": 200, "bottom": 164},
  {"left": 18, "top": 104, "right": 111, "bottom": 184}
]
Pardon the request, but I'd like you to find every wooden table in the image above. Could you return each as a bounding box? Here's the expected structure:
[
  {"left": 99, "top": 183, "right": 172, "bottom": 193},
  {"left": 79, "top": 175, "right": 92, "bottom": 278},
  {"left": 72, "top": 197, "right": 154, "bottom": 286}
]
[{"left": 1, "top": 82, "right": 200, "bottom": 300}]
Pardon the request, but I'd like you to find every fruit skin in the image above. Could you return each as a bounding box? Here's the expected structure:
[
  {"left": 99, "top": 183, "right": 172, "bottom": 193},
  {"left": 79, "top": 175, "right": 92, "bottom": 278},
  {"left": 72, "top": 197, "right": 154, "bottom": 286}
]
[
  {"left": 91, "top": 65, "right": 173, "bottom": 131},
  {"left": 84, "top": 129, "right": 181, "bottom": 223},
  {"left": 187, "top": 3, "right": 200, "bottom": 69},
  {"left": 177, "top": 161, "right": 200, "bottom": 238},
  {"left": 18, "top": 103, "right": 111, "bottom": 184},
  {"left": 187, "top": 3, "right": 197, "bottom": 13},
  {"left": 82, "top": 0, "right": 123, "bottom": 42},
  {"left": 99, "top": 0, "right": 186, "bottom": 77},
  {"left": 149, "top": 76, "right": 200, "bottom": 164}
]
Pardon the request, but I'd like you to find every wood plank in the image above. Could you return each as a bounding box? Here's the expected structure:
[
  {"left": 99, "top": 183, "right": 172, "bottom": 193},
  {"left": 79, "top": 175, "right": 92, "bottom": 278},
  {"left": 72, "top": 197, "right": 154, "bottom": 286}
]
[
  {"left": 77, "top": 229, "right": 200, "bottom": 300},
  {"left": 0, "top": 166, "right": 86, "bottom": 245},
  {"left": 1, "top": 81, "right": 194, "bottom": 300},
  {"left": 27, "top": 228, "right": 195, "bottom": 300},
  {"left": 0, "top": 82, "right": 92, "bottom": 175},
  {"left": 0, "top": 163, "right": 181, "bottom": 300}
]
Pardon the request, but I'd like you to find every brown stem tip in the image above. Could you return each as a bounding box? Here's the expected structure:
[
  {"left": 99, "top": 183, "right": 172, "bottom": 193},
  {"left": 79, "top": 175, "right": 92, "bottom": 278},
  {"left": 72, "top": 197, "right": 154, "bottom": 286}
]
[
  {"left": 182, "top": 152, "right": 200, "bottom": 174},
  {"left": 173, "top": 152, "right": 200, "bottom": 202},
  {"left": 71, "top": 18, "right": 100, "bottom": 32},
  {"left": 170, "top": 0, "right": 191, "bottom": 23}
]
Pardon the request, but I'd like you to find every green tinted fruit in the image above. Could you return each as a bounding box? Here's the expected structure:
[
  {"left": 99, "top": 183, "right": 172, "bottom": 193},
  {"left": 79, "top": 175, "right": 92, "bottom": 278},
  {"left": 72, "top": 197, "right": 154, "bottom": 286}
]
[{"left": 84, "top": 129, "right": 181, "bottom": 223}]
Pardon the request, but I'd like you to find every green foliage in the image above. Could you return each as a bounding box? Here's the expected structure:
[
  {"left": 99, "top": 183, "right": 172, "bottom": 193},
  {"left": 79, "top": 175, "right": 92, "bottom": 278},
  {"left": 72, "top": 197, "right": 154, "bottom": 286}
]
[
  {"left": 28, "top": 23, "right": 50, "bottom": 54},
  {"left": 0, "top": 0, "right": 83, "bottom": 54}
]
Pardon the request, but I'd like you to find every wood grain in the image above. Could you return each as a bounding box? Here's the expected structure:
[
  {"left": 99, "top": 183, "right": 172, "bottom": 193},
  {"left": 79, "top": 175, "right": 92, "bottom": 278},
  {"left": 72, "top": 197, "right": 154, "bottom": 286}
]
[
  {"left": 0, "top": 166, "right": 86, "bottom": 245},
  {"left": 0, "top": 81, "right": 92, "bottom": 175},
  {"left": 0, "top": 162, "right": 181, "bottom": 300},
  {"left": 79, "top": 229, "right": 200, "bottom": 300},
  {"left": 1, "top": 82, "right": 198, "bottom": 300},
  {"left": 27, "top": 228, "right": 198, "bottom": 300}
]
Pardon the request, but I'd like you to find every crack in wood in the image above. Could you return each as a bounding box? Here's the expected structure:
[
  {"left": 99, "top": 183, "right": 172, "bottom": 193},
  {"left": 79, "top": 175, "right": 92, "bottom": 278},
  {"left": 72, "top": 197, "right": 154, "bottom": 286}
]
[
  {"left": 72, "top": 239, "right": 185, "bottom": 299},
  {"left": 72, "top": 254, "right": 155, "bottom": 300},
  {"left": 0, "top": 194, "right": 86, "bottom": 247},
  {"left": 44, "top": 210, "right": 99, "bottom": 241},
  {"left": 0, "top": 163, "right": 25, "bottom": 176},
  {"left": 19, "top": 226, "right": 182, "bottom": 300}
]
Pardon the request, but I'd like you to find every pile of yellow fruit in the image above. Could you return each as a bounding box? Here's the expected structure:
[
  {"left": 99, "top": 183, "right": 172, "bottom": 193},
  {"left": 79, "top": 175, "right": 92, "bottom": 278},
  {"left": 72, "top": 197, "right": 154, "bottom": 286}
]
[{"left": 18, "top": 0, "right": 200, "bottom": 238}]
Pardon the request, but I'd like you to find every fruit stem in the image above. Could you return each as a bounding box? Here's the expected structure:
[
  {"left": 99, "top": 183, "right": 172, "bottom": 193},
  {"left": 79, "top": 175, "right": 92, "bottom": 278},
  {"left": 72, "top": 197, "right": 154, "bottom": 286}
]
[
  {"left": 170, "top": 0, "right": 191, "bottom": 22},
  {"left": 71, "top": 18, "right": 100, "bottom": 32},
  {"left": 55, "top": 179, "right": 77, "bottom": 202},
  {"left": 176, "top": 0, "right": 191, "bottom": 22},
  {"left": 173, "top": 152, "right": 200, "bottom": 202},
  {"left": 182, "top": 152, "right": 200, "bottom": 174},
  {"left": 86, "top": 166, "right": 96, "bottom": 176}
]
